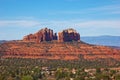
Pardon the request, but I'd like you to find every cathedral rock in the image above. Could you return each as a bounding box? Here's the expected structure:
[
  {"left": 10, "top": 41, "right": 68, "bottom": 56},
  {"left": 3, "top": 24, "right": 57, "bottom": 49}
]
[
  {"left": 23, "top": 28, "right": 80, "bottom": 43},
  {"left": 58, "top": 28, "right": 80, "bottom": 42},
  {"left": 23, "top": 28, "right": 57, "bottom": 43},
  {"left": 1, "top": 28, "right": 120, "bottom": 60}
]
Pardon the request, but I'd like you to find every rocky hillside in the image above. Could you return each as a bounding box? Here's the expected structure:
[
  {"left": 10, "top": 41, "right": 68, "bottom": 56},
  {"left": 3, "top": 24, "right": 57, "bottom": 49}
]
[
  {"left": 0, "top": 40, "right": 120, "bottom": 60},
  {"left": 0, "top": 28, "right": 120, "bottom": 60}
]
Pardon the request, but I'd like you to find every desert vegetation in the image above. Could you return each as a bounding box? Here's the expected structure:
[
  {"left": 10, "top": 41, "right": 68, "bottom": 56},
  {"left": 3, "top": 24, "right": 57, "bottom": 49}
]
[{"left": 1, "top": 58, "right": 120, "bottom": 80}]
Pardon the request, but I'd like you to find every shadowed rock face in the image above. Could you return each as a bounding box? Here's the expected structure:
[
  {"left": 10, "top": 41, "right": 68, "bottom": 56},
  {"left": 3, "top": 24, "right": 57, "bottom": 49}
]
[
  {"left": 58, "top": 28, "right": 80, "bottom": 42},
  {"left": 23, "top": 28, "right": 57, "bottom": 43}
]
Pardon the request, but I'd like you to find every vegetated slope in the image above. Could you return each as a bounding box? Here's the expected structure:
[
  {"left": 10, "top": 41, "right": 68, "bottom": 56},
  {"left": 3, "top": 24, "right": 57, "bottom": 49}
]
[
  {"left": 0, "top": 40, "right": 120, "bottom": 60},
  {"left": 81, "top": 36, "right": 120, "bottom": 47}
]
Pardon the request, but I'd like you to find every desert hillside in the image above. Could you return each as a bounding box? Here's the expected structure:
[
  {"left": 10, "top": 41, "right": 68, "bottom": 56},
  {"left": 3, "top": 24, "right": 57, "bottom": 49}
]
[
  {"left": 0, "top": 40, "right": 120, "bottom": 60},
  {"left": 0, "top": 28, "right": 120, "bottom": 60}
]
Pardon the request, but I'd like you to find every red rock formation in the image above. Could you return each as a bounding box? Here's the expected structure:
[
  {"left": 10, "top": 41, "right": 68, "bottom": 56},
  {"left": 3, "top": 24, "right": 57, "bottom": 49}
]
[
  {"left": 23, "top": 28, "right": 57, "bottom": 43},
  {"left": 58, "top": 28, "right": 80, "bottom": 42},
  {"left": 0, "top": 41, "right": 120, "bottom": 60},
  {"left": 1, "top": 28, "right": 120, "bottom": 61},
  {"left": 23, "top": 28, "right": 80, "bottom": 43}
]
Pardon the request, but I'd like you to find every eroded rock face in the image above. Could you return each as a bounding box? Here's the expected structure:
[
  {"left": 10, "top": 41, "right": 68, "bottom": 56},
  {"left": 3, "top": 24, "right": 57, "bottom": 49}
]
[
  {"left": 23, "top": 28, "right": 80, "bottom": 43},
  {"left": 23, "top": 28, "right": 57, "bottom": 43},
  {"left": 58, "top": 28, "right": 80, "bottom": 42}
]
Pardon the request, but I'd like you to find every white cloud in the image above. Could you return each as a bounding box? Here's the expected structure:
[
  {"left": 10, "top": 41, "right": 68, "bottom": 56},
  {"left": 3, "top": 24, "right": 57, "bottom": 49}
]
[
  {"left": 39, "top": 20, "right": 120, "bottom": 36},
  {"left": 0, "top": 20, "right": 40, "bottom": 27},
  {"left": 15, "top": 16, "right": 36, "bottom": 20},
  {"left": 0, "top": 19, "right": 120, "bottom": 29},
  {"left": 110, "top": 11, "right": 120, "bottom": 14},
  {"left": 49, "top": 4, "right": 120, "bottom": 15},
  {"left": 40, "top": 20, "right": 120, "bottom": 29},
  {"left": 0, "top": 19, "right": 120, "bottom": 37},
  {"left": 90, "top": 5, "right": 120, "bottom": 11},
  {"left": 76, "top": 20, "right": 120, "bottom": 28}
]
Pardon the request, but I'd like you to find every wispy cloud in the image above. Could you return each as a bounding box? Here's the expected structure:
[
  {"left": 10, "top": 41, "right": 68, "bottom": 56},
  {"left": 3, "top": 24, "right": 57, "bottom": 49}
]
[
  {"left": 0, "top": 19, "right": 120, "bottom": 37},
  {"left": 0, "top": 19, "right": 120, "bottom": 29},
  {"left": 40, "top": 20, "right": 120, "bottom": 28},
  {"left": 0, "top": 20, "right": 40, "bottom": 27},
  {"left": 50, "top": 4, "right": 120, "bottom": 15},
  {"left": 76, "top": 20, "right": 120, "bottom": 28},
  {"left": 90, "top": 5, "right": 120, "bottom": 11},
  {"left": 38, "top": 20, "right": 120, "bottom": 36},
  {"left": 14, "top": 16, "right": 36, "bottom": 20}
]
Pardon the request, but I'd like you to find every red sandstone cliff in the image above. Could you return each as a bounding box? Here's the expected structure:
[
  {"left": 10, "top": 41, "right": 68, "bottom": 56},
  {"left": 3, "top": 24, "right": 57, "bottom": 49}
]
[
  {"left": 23, "top": 28, "right": 80, "bottom": 43},
  {"left": 23, "top": 28, "right": 57, "bottom": 43},
  {"left": 58, "top": 28, "right": 80, "bottom": 42}
]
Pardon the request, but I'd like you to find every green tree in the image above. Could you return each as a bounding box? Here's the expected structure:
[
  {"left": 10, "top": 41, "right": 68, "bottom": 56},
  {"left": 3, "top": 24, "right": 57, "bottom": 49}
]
[
  {"left": 21, "top": 75, "right": 33, "bottom": 80},
  {"left": 55, "top": 68, "right": 67, "bottom": 80},
  {"left": 95, "top": 73, "right": 110, "bottom": 80},
  {"left": 115, "top": 74, "right": 120, "bottom": 80},
  {"left": 96, "top": 68, "right": 101, "bottom": 73}
]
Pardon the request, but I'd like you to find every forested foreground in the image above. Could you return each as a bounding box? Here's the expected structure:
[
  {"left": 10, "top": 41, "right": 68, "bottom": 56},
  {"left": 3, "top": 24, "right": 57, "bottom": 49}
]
[{"left": 1, "top": 58, "right": 120, "bottom": 80}]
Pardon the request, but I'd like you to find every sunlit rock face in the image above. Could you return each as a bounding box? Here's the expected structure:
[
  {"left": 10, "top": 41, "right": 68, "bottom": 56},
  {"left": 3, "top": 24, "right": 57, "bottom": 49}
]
[
  {"left": 58, "top": 28, "right": 80, "bottom": 42},
  {"left": 23, "top": 28, "right": 57, "bottom": 43}
]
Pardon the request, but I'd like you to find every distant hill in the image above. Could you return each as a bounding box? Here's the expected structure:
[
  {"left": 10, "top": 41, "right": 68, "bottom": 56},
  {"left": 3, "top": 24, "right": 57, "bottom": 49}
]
[
  {"left": 0, "top": 40, "right": 7, "bottom": 44},
  {"left": 81, "top": 36, "right": 120, "bottom": 47}
]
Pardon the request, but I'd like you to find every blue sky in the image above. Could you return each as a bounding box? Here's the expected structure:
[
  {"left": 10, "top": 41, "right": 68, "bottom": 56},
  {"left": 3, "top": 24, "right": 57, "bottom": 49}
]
[{"left": 0, "top": 0, "right": 120, "bottom": 40}]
